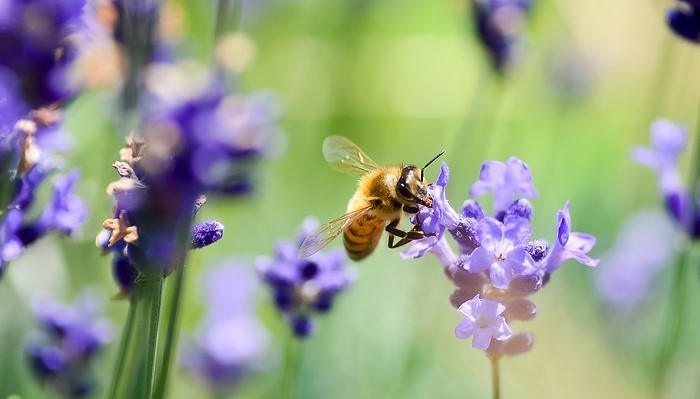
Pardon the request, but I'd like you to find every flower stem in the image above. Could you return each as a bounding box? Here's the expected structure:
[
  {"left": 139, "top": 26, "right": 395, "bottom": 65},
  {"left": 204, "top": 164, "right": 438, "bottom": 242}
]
[
  {"left": 490, "top": 355, "right": 501, "bottom": 399},
  {"left": 281, "top": 333, "right": 301, "bottom": 399},
  {"left": 653, "top": 247, "right": 691, "bottom": 397},
  {"left": 108, "top": 297, "right": 137, "bottom": 399},
  {"left": 153, "top": 264, "right": 187, "bottom": 399},
  {"left": 109, "top": 276, "right": 163, "bottom": 399}
]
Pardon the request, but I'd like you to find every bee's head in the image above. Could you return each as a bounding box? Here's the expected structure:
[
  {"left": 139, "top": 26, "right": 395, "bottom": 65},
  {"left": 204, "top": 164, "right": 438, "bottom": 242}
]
[
  {"left": 396, "top": 150, "right": 444, "bottom": 207},
  {"left": 397, "top": 166, "right": 430, "bottom": 206}
]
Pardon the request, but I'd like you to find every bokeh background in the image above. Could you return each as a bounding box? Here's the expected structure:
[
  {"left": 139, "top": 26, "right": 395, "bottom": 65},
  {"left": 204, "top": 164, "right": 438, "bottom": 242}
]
[{"left": 2, "top": 0, "right": 700, "bottom": 398}]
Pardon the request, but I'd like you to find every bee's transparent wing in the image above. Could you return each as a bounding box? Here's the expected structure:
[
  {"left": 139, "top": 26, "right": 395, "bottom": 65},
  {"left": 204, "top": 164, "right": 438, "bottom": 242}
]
[
  {"left": 298, "top": 205, "right": 373, "bottom": 258},
  {"left": 323, "top": 135, "right": 381, "bottom": 177}
]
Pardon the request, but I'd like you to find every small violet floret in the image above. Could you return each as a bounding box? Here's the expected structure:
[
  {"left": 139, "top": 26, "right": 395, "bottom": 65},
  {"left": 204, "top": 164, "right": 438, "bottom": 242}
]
[
  {"left": 470, "top": 157, "right": 538, "bottom": 214},
  {"left": 455, "top": 295, "right": 513, "bottom": 350}
]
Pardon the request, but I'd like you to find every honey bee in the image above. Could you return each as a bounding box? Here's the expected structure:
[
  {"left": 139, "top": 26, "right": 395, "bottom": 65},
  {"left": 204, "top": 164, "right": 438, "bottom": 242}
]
[{"left": 298, "top": 135, "right": 444, "bottom": 261}]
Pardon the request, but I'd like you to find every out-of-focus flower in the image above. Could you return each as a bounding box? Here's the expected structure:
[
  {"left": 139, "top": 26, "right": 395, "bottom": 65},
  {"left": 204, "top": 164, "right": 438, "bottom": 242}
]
[
  {"left": 26, "top": 290, "right": 114, "bottom": 398},
  {"left": 455, "top": 295, "right": 512, "bottom": 350},
  {"left": 667, "top": 1, "right": 700, "bottom": 43},
  {"left": 632, "top": 119, "right": 699, "bottom": 237},
  {"left": 402, "top": 157, "right": 597, "bottom": 358},
  {"left": 596, "top": 210, "right": 676, "bottom": 309},
  {"left": 258, "top": 217, "right": 355, "bottom": 338},
  {"left": 181, "top": 263, "right": 272, "bottom": 393},
  {"left": 472, "top": 0, "right": 535, "bottom": 73}
]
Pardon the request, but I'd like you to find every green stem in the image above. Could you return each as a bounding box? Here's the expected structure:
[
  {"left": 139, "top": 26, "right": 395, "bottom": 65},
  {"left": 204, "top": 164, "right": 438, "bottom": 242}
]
[
  {"left": 653, "top": 248, "right": 692, "bottom": 397},
  {"left": 281, "top": 334, "right": 301, "bottom": 399},
  {"left": 153, "top": 264, "right": 187, "bottom": 399},
  {"left": 110, "top": 276, "right": 163, "bottom": 399},
  {"left": 490, "top": 356, "right": 501, "bottom": 399},
  {"left": 108, "top": 298, "right": 137, "bottom": 399}
]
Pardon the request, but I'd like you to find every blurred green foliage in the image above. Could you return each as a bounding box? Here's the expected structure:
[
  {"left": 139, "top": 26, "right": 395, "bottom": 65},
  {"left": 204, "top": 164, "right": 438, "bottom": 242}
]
[{"left": 2, "top": 0, "right": 700, "bottom": 398}]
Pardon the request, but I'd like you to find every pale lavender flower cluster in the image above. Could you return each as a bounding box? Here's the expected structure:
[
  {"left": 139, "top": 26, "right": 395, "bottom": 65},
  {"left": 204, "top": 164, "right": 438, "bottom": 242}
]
[
  {"left": 402, "top": 159, "right": 598, "bottom": 353},
  {"left": 632, "top": 119, "right": 698, "bottom": 237},
  {"left": 26, "top": 290, "right": 114, "bottom": 398},
  {"left": 181, "top": 263, "right": 271, "bottom": 393},
  {"left": 258, "top": 218, "right": 355, "bottom": 338}
]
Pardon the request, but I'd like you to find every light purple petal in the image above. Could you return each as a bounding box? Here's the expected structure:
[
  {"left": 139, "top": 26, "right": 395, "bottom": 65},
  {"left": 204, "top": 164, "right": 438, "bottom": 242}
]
[
  {"left": 454, "top": 318, "right": 476, "bottom": 339},
  {"left": 466, "top": 247, "right": 493, "bottom": 273},
  {"left": 489, "top": 263, "right": 512, "bottom": 289},
  {"left": 477, "top": 218, "right": 503, "bottom": 249},
  {"left": 491, "top": 319, "right": 513, "bottom": 340},
  {"left": 503, "top": 216, "right": 531, "bottom": 245},
  {"left": 400, "top": 236, "right": 439, "bottom": 259},
  {"left": 472, "top": 328, "right": 493, "bottom": 350}
]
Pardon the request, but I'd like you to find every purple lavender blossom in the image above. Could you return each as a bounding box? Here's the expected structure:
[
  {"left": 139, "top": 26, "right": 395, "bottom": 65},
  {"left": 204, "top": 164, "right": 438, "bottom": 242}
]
[
  {"left": 181, "top": 263, "right": 271, "bottom": 392},
  {"left": 472, "top": 0, "right": 534, "bottom": 73},
  {"left": 36, "top": 170, "right": 88, "bottom": 235},
  {"left": 467, "top": 216, "right": 534, "bottom": 289},
  {"left": 542, "top": 201, "right": 599, "bottom": 274},
  {"left": 190, "top": 220, "right": 225, "bottom": 249},
  {"left": 26, "top": 290, "right": 114, "bottom": 398},
  {"left": 667, "top": 1, "right": 700, "bottom": 43},
  {"left": 470, "top": 157, "right": 538, "bottom": 215},
  {"left": 258, "top": 217, "right": 354, "bottom": 338},
  {"left": 595, "top": 210, "right": 676, "bottom": 309},
  {"left": 0, "top": 0, "right": 90, "bottom": 108},
  {"left": 632, "top": 119, "right": 693, "bottom": 231},
  {"left": 455, "top": 295, "right": 512, "bottom": 350}
]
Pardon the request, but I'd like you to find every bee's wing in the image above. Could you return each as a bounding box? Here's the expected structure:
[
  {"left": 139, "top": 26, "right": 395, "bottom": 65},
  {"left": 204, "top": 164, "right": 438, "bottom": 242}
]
[
  {"left": 323, "top": 135, "right": 381, "bottom": 177},
  {"left": 298, "top": 205, "right": 374, "bottom": 259}
]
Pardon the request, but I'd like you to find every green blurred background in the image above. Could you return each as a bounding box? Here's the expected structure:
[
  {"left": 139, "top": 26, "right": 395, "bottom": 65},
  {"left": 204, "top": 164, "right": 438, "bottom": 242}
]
[{"left": 2, "top": 0, "right": 700, "bottom": 398}]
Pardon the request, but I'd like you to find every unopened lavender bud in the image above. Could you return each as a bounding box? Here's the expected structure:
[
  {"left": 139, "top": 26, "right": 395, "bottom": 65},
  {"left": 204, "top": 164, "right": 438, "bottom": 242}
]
[
  {"left": 449, "top": 217, "right": 480, "bottom": 254},
  {"left": 508, "top": 275, "right": 542, "bottom": 296},
  {"left": 502, "top": 332, "right": 535, "bottom": 357},
  {"left": 448, "top": 260, "right": 488, "bottom": 290},
  {"left": 503, "top": 298, "right": 537, "bottom": 321},
  {"left": 462, "top": 200, "right": 485, "bottom": 220},
  {"left": 524, "top": 240, "right": 548, "bottom": 262},
  {"left": 190, "top": 221, "right": 224, "bottom": 249},
  {"left": 505, "top": 198, "right": 533, "bottom": 221}
]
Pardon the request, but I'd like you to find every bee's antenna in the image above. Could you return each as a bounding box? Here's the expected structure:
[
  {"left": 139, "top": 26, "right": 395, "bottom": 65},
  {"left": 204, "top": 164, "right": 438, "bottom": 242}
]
[{"left": 420, "top": 150, "right": 445, "bottom": 181}]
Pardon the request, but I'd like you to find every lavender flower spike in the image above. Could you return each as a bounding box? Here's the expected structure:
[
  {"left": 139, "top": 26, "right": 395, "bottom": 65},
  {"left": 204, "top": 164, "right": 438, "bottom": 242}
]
[
  {"left": 455, "top": 295, "right": 512, "bottom": 350},
  {"left": 543, "top": 201, "right": 599, "bottom": 274},
  {"left": 191, "top": 220, "right": 225, "bottom": 249},
  {"left": 470, "top": 157, "right": 538, "bottom": 214}
]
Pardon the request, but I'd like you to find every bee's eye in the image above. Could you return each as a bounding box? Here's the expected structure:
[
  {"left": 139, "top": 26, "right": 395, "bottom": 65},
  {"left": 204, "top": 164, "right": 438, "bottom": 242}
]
[{"left": 398, "top": 183, "right": 413, "bottom": 199}]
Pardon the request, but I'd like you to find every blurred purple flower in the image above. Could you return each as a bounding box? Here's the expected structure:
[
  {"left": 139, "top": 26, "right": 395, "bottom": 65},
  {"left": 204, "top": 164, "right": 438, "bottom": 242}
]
[
  {"left": 667, "top": 1, "right": 700, "bottom": 43},
  {"left": 191, "top": 220, "right": 225, "bottom": 249},
  {"left": 595, "top": 210, "right": 676, "bottom": 309},
  {"left": 26, "top": 290, "right": 114, "bottom": 398},
  {"left": 181, "top": 263, "right": 271, "bottom": 392},
  {"left": 470, "top": 157, "right": 538, "bottom": 215},
  {"left": 258, "top": 217, "right": 355, "bottom": 338},
  {"left": 467, "top": 216, "right": 534, "bottom": 289},
  {"left": 37, "top": 170, "right": 88, "bottom": 235},
  {"left": 455, "top": 294, "right": 512, "bottom": 350}
]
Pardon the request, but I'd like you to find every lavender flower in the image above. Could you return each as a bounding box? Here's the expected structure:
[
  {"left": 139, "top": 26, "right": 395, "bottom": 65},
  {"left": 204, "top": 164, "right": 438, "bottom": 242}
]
[
  {"left": 26, "top": 290, "right": 114, "bottom": 398},
  {"left": 472, "top": 0, "right": 534, "bottom": 73},
  {"left": 595, "top": 210, "right": 676, "bottom": 309},
  {"left": 667, "top": 0, "right": 700, "bottom": 43},
  {"left": 402, "top": 157, "right": 597, "bottom": 357},
  {"left": 632, "top": 119, "right": 698, "bottom": 237},
  {"left": 258, "top": 217, "right": 355, "bottom": 338},
  {"left": 181, "top": 263, "right": 271, "bottom": 392},
  {"left": 455, "top": 295, "right": 512, "bottom": 350}
]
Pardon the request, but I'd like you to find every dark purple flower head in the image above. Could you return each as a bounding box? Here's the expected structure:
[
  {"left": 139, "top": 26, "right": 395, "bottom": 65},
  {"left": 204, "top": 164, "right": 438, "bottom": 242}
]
[
  {"left": 667, "top": 2, "right": 700, "bottom": 43},
  {"left": 470, "top": 157, "right": 538, "bottom": 215},
  {"left": 191, "top": 220, "right": 225, "bottom": 249},
  {"left": 0, "top": 0, "right": 90, "bottom": 108},
  {"left": 26, "top": 290, "right": 113, "bottom": 398},
  {"left": 472, "top": 0, "right": 534, "bottom": 72},
  {"left": 258, "top": 217, "right": 354, "bottom": 338}
]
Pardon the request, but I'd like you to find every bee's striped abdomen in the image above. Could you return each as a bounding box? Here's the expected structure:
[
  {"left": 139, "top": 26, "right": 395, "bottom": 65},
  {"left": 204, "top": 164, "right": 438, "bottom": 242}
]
[{"left": 343, "top": 214, "right": 384, "bottom": 261}]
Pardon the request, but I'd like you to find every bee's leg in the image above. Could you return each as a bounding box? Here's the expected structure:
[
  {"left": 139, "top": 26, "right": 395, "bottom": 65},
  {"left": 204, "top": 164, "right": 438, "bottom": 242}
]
[
  {"left": 386, "top": 219, "right": 426, "bottom": 249},
  {"left": 402, "top": 205, "right": 419, "bottom": 214}
]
